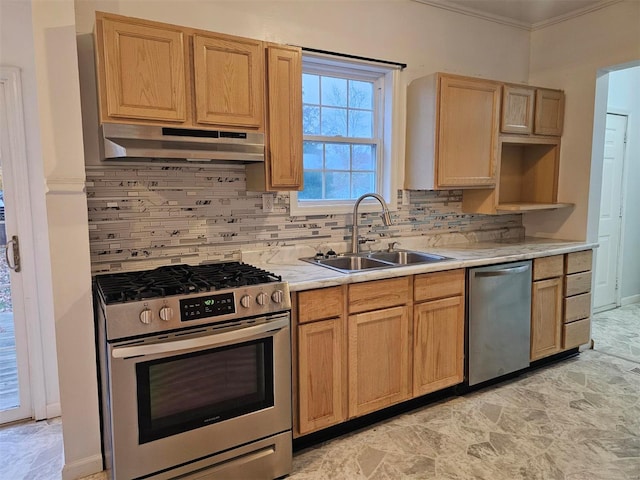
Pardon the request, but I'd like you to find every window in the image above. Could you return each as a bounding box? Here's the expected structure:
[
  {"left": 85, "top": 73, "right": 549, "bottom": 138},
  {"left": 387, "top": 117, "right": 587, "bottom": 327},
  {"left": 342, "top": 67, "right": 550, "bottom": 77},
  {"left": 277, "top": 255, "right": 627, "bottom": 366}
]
[{"left": 290, "top": 54, "right": 402, "bottom": 215}]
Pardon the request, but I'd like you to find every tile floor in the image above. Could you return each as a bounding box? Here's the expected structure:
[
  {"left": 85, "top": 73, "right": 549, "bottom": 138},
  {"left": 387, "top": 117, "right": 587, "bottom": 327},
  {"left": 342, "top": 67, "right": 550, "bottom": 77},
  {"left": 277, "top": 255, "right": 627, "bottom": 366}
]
[{"left": 0, "top": 304, "right": 638, "bottom": 480}]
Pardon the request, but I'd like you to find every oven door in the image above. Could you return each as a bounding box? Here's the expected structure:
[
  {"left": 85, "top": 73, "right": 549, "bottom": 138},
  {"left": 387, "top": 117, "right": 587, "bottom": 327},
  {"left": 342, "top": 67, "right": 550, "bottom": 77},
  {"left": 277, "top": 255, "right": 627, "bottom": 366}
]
[{"left": 105, "top": 314, "right": 291, "bottom": 480}]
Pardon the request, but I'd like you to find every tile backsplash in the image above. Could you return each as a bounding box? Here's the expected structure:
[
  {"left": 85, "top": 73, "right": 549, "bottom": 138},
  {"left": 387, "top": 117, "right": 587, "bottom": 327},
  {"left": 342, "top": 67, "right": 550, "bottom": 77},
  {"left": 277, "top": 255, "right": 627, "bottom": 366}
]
[{"left": 86, "top": 165, "right": 522, "bottom": 273}]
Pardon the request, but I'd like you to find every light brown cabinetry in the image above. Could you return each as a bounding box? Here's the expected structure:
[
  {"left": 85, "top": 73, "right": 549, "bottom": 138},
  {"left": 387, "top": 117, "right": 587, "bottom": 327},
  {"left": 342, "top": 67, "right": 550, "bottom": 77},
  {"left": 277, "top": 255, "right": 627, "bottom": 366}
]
[
  {"left": 530, "top": 256, "right": 564, "bottom": 361},
  {"left": 563, "top": 250, "right": 593, "bottom": 349},
  {"left": 405, "top": 73, "right": 501, "bottom": 190},
  {"left": 294, "top": 286, "right": 346, "bottom": 437},
  {"left": 96, "top": 14, "right": 188, "bottom": 123},
  {"left": 246, "top": 45, "right": 303, "bottom": 191},
  {"left": 412, "top": 270, "right": 465, "bottom": 396},
  {"left": 192, "top": 33, "right": 264, "bottom": 128},
  {"left": 530, "top": 250, "right": 593, "bottom": 361},
  {"left": 501, "top": 85, "right": 564, "bottom": 137}
]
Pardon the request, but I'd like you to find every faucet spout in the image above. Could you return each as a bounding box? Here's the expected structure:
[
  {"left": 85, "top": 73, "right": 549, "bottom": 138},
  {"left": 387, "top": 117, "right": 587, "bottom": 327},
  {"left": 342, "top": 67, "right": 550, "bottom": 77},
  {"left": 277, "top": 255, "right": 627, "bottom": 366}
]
[{"left": 351, "top": 193, "right": 393, "bottom": 254}]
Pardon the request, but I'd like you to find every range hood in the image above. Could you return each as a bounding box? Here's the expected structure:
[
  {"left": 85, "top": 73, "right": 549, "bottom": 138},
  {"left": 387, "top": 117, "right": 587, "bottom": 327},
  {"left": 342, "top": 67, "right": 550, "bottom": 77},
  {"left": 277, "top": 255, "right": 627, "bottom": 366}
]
[{"left": 100, "top": 124, "right": 265, "bottom": 163}]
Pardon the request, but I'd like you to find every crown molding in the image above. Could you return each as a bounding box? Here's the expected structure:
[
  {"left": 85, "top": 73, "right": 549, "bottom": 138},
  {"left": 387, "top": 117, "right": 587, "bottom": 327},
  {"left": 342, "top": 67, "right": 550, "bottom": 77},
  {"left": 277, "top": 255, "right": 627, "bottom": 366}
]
[{"left": 413, "top": 0, "right": 623, "bottom": 32}]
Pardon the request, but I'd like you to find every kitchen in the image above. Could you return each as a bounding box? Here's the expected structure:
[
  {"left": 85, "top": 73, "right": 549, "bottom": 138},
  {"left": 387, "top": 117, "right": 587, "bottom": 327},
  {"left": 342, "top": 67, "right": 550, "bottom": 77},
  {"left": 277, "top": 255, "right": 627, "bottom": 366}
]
[{"left": 0, "top": 0, "right": 639, "bottom": 479}]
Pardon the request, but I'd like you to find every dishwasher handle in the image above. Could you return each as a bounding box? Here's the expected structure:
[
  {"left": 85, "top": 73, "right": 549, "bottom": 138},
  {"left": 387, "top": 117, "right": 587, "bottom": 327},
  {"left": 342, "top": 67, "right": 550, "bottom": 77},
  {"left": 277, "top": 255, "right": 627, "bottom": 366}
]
[{"left": 473, "top": 264, "right": 530, "bottom": 277}]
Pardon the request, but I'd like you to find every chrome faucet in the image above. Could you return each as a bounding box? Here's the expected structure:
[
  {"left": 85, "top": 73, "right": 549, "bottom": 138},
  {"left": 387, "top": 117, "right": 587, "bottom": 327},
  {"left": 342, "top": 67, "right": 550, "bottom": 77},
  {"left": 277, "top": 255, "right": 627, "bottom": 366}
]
[{"left": 351, "top": 193, "right": 393, "bottom": 254}]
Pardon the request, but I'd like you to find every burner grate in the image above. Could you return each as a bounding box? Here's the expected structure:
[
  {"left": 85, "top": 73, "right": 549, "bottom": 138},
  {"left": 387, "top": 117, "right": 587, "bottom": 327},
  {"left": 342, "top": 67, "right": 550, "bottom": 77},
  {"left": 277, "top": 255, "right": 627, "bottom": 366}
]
[{"left": 96, "top": 262, "right": 282, "bottom": 304}]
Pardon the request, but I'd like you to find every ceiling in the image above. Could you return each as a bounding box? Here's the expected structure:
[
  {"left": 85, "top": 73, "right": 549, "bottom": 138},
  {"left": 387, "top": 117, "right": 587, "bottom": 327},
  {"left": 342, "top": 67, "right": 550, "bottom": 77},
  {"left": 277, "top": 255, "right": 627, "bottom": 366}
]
[{"left": 416, "top": 0, "right": 620, "bottom": 29}]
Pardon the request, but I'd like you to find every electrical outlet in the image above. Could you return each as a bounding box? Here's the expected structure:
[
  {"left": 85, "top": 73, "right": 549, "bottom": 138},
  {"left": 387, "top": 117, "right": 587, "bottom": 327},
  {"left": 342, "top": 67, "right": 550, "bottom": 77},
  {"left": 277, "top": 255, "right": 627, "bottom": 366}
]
[{"left": 262, "top": 193, "right": 274, "bottom": 213}]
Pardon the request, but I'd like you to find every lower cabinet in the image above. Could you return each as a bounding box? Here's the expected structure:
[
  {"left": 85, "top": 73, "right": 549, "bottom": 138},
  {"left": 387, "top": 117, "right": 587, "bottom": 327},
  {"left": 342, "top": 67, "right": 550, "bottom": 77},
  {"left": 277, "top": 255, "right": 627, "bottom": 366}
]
[
  {"left": 347, "top": 306, "right": 411, "bottom": 418},
  {"left": 413, "top": 296, "right": 464, "bottom": 396},
  {"left": 297, "top": 317, "right": 345, "bottom": 435},
  {"left": 530, "top": 276, "right": 563, "bottom": 360}
]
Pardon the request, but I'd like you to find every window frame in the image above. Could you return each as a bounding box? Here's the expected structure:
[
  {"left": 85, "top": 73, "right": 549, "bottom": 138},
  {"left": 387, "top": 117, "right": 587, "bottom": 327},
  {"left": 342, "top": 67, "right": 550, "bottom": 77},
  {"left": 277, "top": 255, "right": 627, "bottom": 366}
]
[{"left": 290, "top": 53, "right": 403, "bottom": 216}]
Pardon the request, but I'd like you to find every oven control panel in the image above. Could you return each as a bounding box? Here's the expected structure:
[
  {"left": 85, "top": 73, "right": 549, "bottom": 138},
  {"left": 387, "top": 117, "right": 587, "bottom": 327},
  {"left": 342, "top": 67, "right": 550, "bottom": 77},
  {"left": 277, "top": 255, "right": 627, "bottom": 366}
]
[{"left": 180, "top": 292, "right": 235, "bottom": 321}]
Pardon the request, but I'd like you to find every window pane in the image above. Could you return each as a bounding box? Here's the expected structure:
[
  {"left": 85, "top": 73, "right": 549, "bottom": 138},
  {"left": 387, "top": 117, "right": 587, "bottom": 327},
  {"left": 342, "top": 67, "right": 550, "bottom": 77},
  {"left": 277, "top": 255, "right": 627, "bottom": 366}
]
[
  {"left": 299, "top": 171, "right": 323, "bottom": 200},
  {"left": 351, "top": 172, "right": 376, "bottom": 198},
  {"left": 303, "top": 141, "right": 323, "bottom": 169},
  {"left": 321, "top": 107, "right": 347, "bottom": 136},
  {"left": 352, "top": 145, "right": 376, "bottom": 170},
  {"left": 303, "top": 74, "right": 320, "bottom": 105},
  {"left": 321, "top": 76, "right": 347, "bottom": 107},
  {"left": 325, "top": 143, "right": 350, "bottom": 170},
  {"left": 349, "top": 80, "right": 373, "bottom": 109},
  {"left": 303, "top": 106, "right": 320, "bottom": 135},
  {"left": 325, "top": 172, "right": 350, "bottom": 199},
  {"left": 349, "top": 110, "right": 373, "bottom": 138}
]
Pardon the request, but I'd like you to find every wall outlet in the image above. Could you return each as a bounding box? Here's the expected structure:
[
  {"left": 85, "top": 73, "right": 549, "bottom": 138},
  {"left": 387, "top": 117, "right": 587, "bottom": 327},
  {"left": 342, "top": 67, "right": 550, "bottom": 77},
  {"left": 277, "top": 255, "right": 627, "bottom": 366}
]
[{"left": 262, "top": 193, "right": 274, "bottom": 213}]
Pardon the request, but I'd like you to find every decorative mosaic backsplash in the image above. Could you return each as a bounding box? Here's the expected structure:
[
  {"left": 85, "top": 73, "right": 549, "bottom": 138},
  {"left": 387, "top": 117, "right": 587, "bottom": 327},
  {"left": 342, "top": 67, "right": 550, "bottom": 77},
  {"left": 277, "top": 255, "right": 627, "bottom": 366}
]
[{"left": 85, "top": 165, "right": 522, "bottom": 273}]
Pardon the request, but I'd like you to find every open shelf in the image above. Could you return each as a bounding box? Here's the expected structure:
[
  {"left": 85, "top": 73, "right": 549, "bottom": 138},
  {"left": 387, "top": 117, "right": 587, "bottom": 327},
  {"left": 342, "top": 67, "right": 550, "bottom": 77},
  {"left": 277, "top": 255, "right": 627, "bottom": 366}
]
[{"left": 496, "top": 202, "right": 574, "bottom": 212}]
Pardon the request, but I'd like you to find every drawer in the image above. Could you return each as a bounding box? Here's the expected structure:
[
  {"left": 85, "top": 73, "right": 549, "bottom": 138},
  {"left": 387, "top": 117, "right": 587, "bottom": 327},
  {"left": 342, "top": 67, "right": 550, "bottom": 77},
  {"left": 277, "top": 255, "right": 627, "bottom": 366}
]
[
  {"left": 533, "top": 255, "right": 564, "bottom": 281},
  {"left": 565, "top": 271, "right": 592, "bottom": 297},
  {"left": 563, "top": 318, "right": 590, "bottom": 349},
  {"left": 297, "top": 286, "right": 344, "bottom": 324},
  {"left": 349, "top": 277, "right": 411, "bottom": 314},
  {"left": 414, "top": 269, "right": 464, "bottom": 302},
  {"left": 564, "top": 292, "right": 591, "bottom": 323},
  {"left": 565, "top": 250, "right": 592, "bottom": 274}
]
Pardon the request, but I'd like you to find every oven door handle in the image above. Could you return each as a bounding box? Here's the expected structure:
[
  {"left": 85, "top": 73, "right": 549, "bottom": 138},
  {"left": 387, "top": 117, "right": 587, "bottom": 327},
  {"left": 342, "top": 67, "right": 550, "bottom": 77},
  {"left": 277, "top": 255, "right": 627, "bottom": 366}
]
[{"left": 111, "top": 316, "right": 289, "bottom": 359}]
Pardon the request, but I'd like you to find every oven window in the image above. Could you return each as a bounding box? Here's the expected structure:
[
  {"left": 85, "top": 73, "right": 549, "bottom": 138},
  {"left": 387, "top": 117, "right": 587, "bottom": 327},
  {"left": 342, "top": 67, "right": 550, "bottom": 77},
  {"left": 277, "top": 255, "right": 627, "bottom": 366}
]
[{"left": 136, "top": 338, "right": 274, "bottom": 444}]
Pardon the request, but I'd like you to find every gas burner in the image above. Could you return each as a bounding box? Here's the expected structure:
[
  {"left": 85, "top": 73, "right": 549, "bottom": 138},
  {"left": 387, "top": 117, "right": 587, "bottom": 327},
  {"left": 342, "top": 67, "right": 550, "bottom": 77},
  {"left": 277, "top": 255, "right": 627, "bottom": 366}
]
[{"left": 96, "top": 262, "right": 282, "bottom": 304}]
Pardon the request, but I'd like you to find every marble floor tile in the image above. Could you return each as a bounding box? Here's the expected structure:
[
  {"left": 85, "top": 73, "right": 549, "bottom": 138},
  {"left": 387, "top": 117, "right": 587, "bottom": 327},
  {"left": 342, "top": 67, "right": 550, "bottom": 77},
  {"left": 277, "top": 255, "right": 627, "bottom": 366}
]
[{"left": 0, "top": 304, "right": 637, "bottom": 480}]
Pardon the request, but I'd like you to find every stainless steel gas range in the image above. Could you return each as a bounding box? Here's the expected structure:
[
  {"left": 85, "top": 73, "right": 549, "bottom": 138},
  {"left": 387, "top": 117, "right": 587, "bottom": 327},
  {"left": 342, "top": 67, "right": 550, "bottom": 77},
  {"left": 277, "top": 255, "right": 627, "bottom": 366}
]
[{"left": 94, "top": 262, "right": 292, "bottom": 480}]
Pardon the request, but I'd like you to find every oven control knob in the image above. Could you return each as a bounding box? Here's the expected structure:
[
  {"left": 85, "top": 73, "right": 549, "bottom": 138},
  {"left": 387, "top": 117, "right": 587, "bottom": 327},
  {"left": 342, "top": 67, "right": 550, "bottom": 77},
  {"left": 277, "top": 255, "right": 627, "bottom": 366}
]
[
  {"left": 271, "top": 290, "right": 284, "bottom": 304},
  {"left": 240, "top": 295, "right": 252, "bottom": 308},
  {"left": 159, "top": 306, "right": 174, "bottom": 322},
  {"left": 139, "top": 308, "right": 153, "bottom": 325},
  {"left": 257, "top": 292, "right": 269, "bottom": 306}
]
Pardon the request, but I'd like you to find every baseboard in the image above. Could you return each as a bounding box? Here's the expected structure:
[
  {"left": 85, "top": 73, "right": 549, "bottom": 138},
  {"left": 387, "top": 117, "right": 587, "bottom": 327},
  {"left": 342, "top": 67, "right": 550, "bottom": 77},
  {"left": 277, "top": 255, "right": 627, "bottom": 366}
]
[
  {"left": 621, "top": 294, "right": 640, "bottom": 306},
  {"left": 46, "top": 402, "right": 61, "bottom": 419},
  {"left": 62, "top": 454, "right": 103, "bottom": 480}
]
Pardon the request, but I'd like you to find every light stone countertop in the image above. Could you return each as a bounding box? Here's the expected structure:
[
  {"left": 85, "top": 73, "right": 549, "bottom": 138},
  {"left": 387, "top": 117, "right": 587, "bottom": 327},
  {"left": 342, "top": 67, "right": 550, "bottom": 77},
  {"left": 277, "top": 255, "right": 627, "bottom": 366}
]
[{"left": 242, "top": 236, "right": 597, "bottom": 292}]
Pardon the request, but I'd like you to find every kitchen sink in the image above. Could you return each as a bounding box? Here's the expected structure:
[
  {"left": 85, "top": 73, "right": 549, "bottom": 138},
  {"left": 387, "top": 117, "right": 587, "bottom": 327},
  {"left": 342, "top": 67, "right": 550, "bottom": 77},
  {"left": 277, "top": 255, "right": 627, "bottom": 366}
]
[
  {"left": 365, "top": 250, "right": 449, "bottom": 265},
  {"left": 301, "top": 250, "right": 452, "bottom": 273}
]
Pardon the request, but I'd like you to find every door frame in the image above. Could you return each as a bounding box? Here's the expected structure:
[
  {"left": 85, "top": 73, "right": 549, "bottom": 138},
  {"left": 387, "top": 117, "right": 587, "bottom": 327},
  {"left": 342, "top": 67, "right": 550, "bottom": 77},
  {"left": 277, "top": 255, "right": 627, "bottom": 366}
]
[{"left": 0, "top": 66, "right": 47, "bottom": 421}]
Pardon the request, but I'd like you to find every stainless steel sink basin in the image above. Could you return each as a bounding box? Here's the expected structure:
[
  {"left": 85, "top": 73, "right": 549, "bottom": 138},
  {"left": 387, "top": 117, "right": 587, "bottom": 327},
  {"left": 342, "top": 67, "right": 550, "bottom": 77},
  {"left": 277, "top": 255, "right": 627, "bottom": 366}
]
[
  {"left": 365, "top": 251, "right": 449, "bottom": 265},
  {"left": 307, "top": 256, "right": 394, "bottom": 273},
  {"left": 301, "top": 250, "right": 451, "bottom": 273}
]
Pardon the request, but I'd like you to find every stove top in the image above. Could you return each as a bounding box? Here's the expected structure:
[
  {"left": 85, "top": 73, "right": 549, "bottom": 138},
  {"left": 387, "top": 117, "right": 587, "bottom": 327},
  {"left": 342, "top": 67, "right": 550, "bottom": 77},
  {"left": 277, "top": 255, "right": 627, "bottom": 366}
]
[{"left": 96, "top": 262, "right": 282, "bottom": 304}]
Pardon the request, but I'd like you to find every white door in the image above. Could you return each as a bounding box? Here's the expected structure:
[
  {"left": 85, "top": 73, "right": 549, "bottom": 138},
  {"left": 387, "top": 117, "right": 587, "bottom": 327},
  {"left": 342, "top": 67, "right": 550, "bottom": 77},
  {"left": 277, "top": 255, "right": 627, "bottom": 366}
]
[
  {"left": 594, "top": 113, "right": 627, "bottom": 312},
  {"left": 0, "top": 67, "right": 41, "bottom": 423}
]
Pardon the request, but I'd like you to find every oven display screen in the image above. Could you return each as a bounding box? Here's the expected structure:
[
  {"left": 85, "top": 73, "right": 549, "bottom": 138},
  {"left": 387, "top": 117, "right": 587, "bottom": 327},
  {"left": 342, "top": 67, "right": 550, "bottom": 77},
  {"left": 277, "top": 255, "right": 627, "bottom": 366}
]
[{"left": 180, "top": 293, "right": 235, "bottom": 321}]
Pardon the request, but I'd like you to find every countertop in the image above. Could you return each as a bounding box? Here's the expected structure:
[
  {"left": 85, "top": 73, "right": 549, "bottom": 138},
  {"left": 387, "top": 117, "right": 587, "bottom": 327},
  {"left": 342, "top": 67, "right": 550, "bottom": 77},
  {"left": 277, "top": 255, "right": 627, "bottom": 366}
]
[{"left": 242, "top": 237, "right": 596, "bottom": 292}]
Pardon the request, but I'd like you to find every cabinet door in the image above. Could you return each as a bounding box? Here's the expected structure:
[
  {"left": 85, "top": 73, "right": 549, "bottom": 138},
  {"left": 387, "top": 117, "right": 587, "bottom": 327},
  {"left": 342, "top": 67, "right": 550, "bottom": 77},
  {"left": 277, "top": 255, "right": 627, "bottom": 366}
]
[
  {"left": 437, "top": 75, "right": 501, "bottom": 187},
  {"left": 193, "top": 33, "right": 264, "bottom": 128},
  {"left": 534, "top": 89, "right": 564, "bottom": 136},
  {"left": 413, "top": 296, "right": 464, "bottom": 397},
  {"left": 501, "top": 85, "right": 535, "bottom": 134},
  {"left": 265, "top": 45, "right": 303, "bottom": 190},
  {"left": 297, "top": 318, "right": 345, "bottom": 435},
  {"left": 348, "top": 306, "right": 411, "bottom": 418},
  {"left": 530, "top": 277, "right": 563, "bottom": 361},
  {"left": 97, "top": 15, "right": 187, "bottom": 123}
]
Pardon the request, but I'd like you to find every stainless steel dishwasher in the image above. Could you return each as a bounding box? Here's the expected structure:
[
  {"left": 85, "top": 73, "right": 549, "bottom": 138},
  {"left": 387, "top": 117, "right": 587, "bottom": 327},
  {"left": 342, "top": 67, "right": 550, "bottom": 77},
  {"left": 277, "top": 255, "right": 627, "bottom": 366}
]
[{"left": 467, "top": 260, "right": 532, "bottom": 386}]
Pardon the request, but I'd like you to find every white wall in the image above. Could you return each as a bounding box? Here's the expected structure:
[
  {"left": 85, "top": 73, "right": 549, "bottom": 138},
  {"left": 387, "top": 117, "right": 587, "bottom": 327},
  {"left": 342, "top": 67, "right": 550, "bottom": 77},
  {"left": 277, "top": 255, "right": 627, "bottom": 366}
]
[
  {"left": 525, "top": 0, "right": 640, "bottom": 241},
  {"left": 608, "top": 66, "right": 640, "bottom": 303},
  {"left": 0, "top": 0, "right": 60, "bottom": 420}
]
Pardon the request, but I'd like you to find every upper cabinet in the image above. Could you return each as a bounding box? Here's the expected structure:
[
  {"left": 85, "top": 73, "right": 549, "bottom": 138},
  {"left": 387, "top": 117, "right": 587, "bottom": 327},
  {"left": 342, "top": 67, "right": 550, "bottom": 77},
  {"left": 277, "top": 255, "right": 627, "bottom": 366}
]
[
  {"left": 96, "top": 14, "right": 188, "bottom": 123},
  {"left": 405, "top": 73, "right": 501, "bottom": 190},
  {"left": 192, "top": 33, "right": 264, "bottom": 129},
  {"left": 501, "top": 85, "right": 564, "bottom": 137},
  {"left": 95, "top": 12, "right": 264, "bottom": 130}
]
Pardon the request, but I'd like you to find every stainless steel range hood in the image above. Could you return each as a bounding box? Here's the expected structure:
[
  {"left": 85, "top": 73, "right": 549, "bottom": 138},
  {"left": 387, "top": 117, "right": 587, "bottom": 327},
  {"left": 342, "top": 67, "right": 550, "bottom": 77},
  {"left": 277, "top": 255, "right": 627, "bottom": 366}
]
[{"left": 100, "top": 124, "right": 265, "bottom": 163}]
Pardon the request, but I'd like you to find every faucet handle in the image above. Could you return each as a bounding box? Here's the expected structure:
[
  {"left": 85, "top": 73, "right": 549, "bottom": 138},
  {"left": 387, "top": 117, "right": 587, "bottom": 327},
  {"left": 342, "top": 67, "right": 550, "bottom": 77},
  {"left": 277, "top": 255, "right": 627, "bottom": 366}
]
[{"left": 387, "top": 241, "right": 399, "bottom": 252}]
